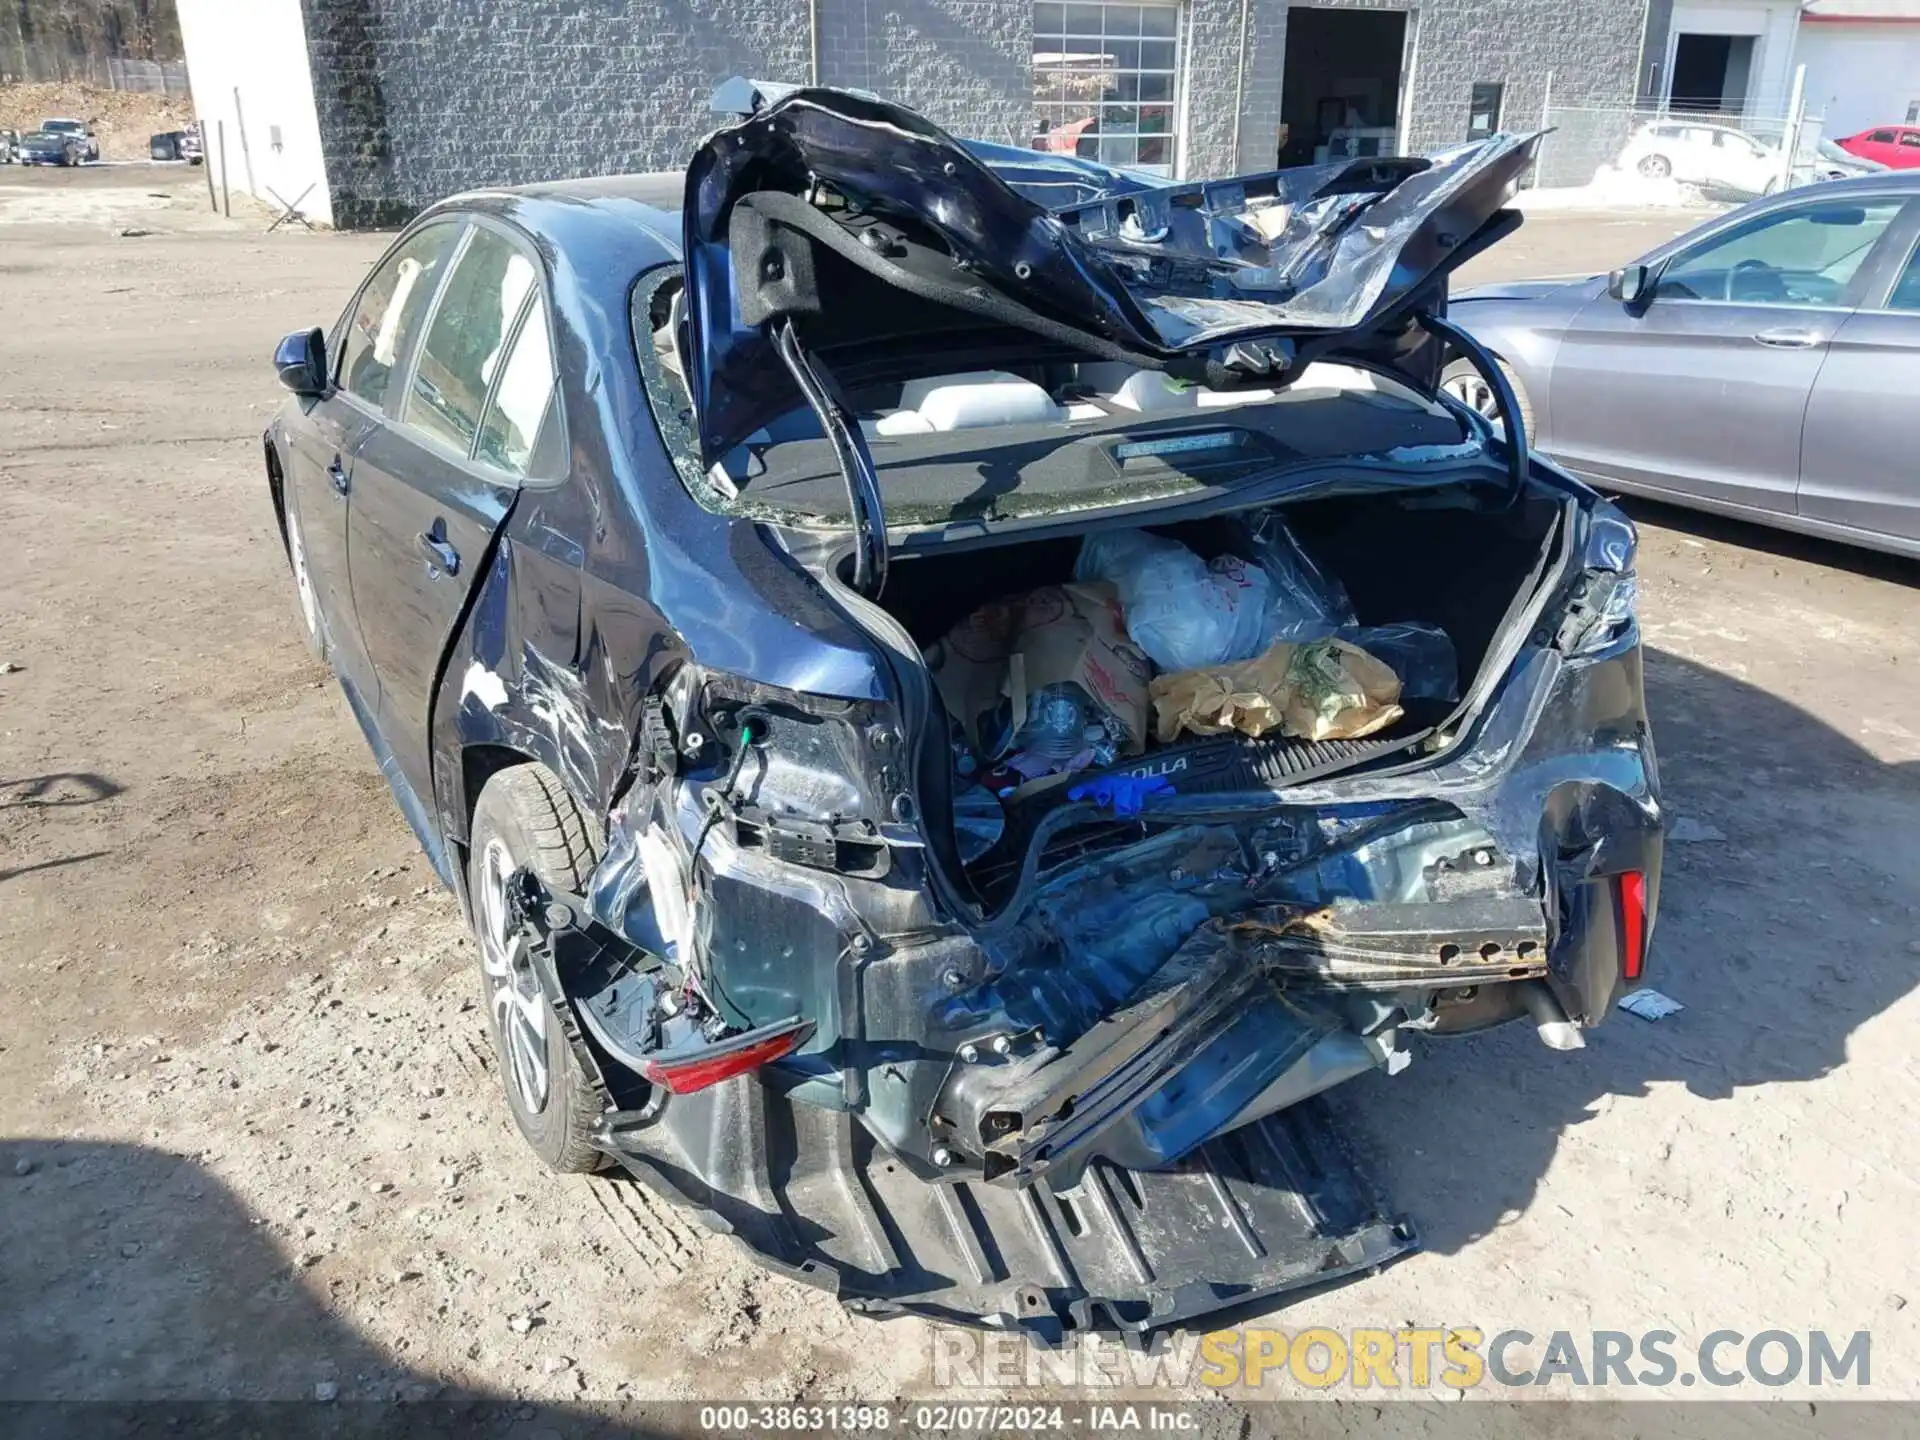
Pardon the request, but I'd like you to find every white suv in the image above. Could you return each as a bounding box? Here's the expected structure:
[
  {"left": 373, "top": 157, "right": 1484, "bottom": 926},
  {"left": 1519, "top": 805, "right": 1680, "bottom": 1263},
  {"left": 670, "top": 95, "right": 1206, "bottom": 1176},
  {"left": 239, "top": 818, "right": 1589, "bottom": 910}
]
[{"left": 1617, "top": 121, "right": 1782, "bottom": 195}]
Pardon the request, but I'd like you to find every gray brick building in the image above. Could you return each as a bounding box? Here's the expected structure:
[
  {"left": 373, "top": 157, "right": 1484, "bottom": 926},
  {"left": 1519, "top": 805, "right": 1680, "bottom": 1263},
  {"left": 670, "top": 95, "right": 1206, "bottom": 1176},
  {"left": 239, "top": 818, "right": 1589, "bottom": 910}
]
[{"left": 178, "top": 0, "right": 1668, "bottom": 230}]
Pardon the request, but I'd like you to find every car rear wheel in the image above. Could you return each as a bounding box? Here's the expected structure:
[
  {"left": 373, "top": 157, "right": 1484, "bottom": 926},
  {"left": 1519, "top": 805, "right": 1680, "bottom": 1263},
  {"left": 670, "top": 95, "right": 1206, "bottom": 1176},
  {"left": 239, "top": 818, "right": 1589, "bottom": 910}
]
[
  {"left": 1637, "top": 153, "right": 1672, "bottom": 179},
  {"left": 1440, "top": 356, "right": 1535, "bottom": 439},
  {"left": 468, "top": 764, "right": 607, "bottom": 1175}
]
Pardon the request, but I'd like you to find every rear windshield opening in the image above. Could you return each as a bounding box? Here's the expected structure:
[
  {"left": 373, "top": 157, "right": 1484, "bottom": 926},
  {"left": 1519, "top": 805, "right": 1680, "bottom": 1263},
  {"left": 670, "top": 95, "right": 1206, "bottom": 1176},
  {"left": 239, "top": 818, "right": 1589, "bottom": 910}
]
[{"left": 632, "top": 269, "right": 1478, "bottom": 531}]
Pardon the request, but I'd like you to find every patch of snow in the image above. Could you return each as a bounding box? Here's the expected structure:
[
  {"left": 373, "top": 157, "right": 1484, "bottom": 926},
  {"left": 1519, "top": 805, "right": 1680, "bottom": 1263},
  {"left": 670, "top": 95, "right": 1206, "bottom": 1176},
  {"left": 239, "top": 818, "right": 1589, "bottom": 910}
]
[{"left": 1514, "top": 166, "right": 1730, "bottom": 214}]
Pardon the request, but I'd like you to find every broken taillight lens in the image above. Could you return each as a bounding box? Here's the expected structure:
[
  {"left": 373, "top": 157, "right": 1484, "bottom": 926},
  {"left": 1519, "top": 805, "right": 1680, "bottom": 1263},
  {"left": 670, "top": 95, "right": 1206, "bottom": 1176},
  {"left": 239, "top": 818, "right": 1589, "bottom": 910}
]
[
  {"left": 1557, "top": 568, "right": 1639, "bottom": 655},
  {"left": 1619, "top": 870, "right": 1648, "bottom": 981},
  {"left": 641, "top": 1025, "right": 808, "bottom": 1095}
]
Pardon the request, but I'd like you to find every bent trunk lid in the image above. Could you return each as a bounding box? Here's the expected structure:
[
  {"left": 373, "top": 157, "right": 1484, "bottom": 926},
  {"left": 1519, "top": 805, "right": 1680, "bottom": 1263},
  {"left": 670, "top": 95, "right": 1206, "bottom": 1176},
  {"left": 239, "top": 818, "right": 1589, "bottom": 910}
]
[{"left": 681, "top": 82, "right": 1540, "bottom": 468}]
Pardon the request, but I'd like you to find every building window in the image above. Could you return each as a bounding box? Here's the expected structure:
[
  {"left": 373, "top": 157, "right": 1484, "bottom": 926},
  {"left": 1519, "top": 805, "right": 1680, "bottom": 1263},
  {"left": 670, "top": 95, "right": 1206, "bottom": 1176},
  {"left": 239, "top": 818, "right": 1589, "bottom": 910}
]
[
  {"left": 1468, "top": 82, "right": 1504, "bottom": 140},
  {"left": 1032, "top": 2, "right": 1182, "bottom": 176}
]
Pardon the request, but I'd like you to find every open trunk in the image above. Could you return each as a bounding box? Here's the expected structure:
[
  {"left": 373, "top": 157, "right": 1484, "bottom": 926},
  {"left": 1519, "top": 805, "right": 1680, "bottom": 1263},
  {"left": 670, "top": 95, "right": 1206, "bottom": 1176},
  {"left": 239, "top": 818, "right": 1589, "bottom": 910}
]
[
  {"left": 880, "top": 490, "right": 1554, "bottom": 685},
  {"left": 869, "top": 480, "right": 1565, "bottom": 895}
]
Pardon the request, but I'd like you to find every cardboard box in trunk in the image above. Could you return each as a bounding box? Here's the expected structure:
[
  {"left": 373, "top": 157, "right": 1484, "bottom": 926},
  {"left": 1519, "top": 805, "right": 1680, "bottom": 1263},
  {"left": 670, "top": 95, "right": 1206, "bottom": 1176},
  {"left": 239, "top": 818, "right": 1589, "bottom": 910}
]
[{"left": 929, "top": 581, "right": 1151, "bottom": 761}]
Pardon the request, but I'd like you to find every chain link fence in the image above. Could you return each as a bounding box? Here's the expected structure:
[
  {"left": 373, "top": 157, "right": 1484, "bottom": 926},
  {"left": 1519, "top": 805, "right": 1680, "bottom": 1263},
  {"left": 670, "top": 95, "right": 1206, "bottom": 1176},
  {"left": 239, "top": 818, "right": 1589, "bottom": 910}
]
[
  {"left": 1524, "top": 104, "right": 1832, "bottom": 209},
  {"left": 105, "top": 57, "right": 189, "bottom": 94},
  {"left": 3, "top": 47, "right": 186, "bottom": 91}
]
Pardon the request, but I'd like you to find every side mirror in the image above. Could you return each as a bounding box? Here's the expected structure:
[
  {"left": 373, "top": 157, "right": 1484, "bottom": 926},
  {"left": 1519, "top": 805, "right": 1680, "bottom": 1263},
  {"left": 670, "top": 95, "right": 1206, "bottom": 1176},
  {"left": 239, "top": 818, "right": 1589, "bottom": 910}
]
[
  {"left": 274, "top": 327, "right": 329, "bottom": 398},
  {"left": 1607, "top": 264, "right": 1652, "bottom": 306}
]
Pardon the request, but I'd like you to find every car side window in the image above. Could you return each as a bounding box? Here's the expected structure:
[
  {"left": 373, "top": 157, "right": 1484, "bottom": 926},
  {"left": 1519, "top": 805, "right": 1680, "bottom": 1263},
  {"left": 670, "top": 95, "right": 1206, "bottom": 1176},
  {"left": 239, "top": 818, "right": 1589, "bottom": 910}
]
[
  {"left": 475, "top": 293, "right": 557, "bottom": 477},
  {"left": 1884, "top": 243, "right": 1920, "bottom": 313},
  {"left": 337, "top": 225, "right": 461, "bottom": 410},
  {"left": 1653, "top": 201, "right": 1903, "bottom": 306},
  {"left": 1868, "top": 130, "right": 1897, "bottom": 144},
  {"left": 403, "top": 228, "right": 539, "bottom": 458},
  {"left": 1902, "top": 134, "right": 1920, "bottom": 149}
]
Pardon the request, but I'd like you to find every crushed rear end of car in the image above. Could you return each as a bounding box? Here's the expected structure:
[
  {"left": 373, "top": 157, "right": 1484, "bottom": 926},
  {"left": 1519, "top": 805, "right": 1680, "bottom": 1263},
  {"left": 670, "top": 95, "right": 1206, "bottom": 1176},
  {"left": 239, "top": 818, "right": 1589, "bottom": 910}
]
[{"left": 509, "top": 84, "right": 1665, "bottom": 1335}]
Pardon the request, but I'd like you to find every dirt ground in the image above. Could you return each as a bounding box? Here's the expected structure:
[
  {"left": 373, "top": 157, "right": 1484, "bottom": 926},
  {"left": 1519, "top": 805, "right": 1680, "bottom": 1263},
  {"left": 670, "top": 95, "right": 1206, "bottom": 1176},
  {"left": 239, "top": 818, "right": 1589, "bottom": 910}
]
[{"left": 2, "top": 165, "right": 1917, "bottom": 1423}]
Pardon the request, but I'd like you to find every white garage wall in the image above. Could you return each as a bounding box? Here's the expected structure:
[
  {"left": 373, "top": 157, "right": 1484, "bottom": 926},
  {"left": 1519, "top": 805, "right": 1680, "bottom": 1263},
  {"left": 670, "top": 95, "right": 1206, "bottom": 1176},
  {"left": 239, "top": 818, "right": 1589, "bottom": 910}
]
[
  {"left": 175, "top": 0, "right": 333, "bottom": 227},
  {"left": 1798, "top": 23, "right": 1920, "bottom": 135}
]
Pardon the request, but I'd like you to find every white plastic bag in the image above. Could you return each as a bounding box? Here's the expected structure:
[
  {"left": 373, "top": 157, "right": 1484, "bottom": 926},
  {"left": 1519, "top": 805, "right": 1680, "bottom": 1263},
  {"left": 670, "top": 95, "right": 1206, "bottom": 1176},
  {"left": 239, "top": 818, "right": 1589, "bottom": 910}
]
[{"left": 1075, "top": 529, "right": 1272, "bottom": 672}]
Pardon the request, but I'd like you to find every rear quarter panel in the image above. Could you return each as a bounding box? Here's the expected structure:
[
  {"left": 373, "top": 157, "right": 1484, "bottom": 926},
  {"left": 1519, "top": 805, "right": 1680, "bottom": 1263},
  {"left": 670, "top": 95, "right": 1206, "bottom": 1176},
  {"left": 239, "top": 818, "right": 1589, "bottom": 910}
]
[
  {"left": 421, "top": 210, "right": 889, "bottom": 918},
  {"left": 1447, "top": 294, "right": 1581, "bottom": 445}
]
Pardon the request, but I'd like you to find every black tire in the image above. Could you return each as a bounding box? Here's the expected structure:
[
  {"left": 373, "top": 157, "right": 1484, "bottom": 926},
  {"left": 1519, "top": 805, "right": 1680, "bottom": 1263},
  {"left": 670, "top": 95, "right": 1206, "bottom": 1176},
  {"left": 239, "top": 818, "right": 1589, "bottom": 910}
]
[
  {"left": 467, "top": 763, "right": 607, "bottom": 1174},
  {"left": 1637, "top": 153, "right": 1672, "bottom": 180},
  {"left": 1440, "top": 355, "right": 1535, "bottom": 440}
]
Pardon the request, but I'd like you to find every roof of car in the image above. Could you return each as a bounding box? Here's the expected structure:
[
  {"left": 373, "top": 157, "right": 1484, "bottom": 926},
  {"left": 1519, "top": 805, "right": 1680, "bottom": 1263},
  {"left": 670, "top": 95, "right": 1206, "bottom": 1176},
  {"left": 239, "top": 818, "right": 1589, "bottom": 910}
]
[
  {"left": 508, "top": 172, "right": 685, "bottom": 208},
  {"left": 1787, "top": 168, "right": 1920, "bottom": 195},
  {"left": 423, "top": 172, "right": 686, "bottom": 265}
]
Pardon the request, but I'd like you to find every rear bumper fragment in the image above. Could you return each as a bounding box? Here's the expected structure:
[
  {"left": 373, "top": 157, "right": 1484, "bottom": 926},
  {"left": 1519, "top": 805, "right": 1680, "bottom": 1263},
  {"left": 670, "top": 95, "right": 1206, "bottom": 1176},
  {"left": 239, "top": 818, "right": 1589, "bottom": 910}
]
[{"left": 520, "top": 887, "right": 1415, "bottom": 1335}]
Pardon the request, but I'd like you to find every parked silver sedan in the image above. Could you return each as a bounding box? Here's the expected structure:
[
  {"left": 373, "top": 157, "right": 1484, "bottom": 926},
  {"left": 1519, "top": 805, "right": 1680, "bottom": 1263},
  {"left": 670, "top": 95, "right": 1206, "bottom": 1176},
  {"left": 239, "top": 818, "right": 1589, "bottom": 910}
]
[{"left": 1446, "top": 172, "right": 1920, "bottom": 558}]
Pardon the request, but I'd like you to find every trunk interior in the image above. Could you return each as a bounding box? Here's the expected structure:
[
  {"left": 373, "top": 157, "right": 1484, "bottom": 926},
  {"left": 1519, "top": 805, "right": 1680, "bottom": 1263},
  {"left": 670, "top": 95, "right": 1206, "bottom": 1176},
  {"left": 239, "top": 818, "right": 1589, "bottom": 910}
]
[{"left": 875, "top": 484, "right": 1564, "bottom": 891}]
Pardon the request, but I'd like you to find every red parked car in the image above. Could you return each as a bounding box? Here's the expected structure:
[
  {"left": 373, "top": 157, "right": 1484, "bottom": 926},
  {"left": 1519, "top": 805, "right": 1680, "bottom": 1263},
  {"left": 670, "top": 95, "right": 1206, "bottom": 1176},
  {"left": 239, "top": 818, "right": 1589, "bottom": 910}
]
[{"left": 1836, "top": 126, "right": 1920, "bottom": 169}]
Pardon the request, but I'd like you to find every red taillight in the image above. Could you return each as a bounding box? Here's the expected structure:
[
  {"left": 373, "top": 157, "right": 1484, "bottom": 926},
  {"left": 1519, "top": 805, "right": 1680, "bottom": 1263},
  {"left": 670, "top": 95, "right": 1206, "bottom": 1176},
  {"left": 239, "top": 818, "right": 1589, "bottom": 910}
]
[
  {"left": 1619, "top": 870, "right": 1648, "bottom": 981},
  {"left": 642, "top": 1026, "right": 807, "bottom": 1095}
]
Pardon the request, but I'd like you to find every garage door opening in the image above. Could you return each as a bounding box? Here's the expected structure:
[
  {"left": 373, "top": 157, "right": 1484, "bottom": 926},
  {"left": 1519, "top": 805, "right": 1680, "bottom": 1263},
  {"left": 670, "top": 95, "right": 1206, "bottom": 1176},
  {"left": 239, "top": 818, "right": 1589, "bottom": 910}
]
[
  {"left": 1277, "top": 7, "right": 1407, "bottom": 168},
  {"left": 1669, "top": 33, "right": 1755, "bottom": 113}
]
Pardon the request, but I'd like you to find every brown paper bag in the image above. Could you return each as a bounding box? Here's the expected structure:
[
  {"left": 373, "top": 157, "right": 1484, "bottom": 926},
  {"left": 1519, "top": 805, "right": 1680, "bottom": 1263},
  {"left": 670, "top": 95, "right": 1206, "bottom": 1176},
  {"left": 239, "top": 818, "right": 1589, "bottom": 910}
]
[{"left": 1149, "top": 637, "right": 1404, "bottom": 744}]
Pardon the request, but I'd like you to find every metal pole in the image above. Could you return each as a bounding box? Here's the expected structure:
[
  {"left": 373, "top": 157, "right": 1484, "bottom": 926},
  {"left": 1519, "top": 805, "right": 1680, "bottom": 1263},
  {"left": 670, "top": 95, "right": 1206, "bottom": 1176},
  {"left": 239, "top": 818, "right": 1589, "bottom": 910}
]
[
  {"left": 1781, "top": 63, "right": 1806, "bottom": 190},
  {"left": 1530, "top": 69, "right": 1553, "bottom": 189},
  {"left": 203, "top": 121, "right": 217, "bottom": 212},
  {"left": 1229, "top": 0, "right": 1252, "bottom": 170},
  {"left": 219, "top": 121, "right": 230, "bottom": 218},
  {"left": 232, "top": 86, "right": 256, "bottom": 196}
]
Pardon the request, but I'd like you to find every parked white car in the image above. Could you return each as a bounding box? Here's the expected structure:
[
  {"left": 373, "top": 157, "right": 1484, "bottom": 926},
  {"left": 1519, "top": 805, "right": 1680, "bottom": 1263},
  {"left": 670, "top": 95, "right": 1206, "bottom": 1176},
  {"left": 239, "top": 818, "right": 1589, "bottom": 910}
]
[{"left": 1616, "top": 121, "right": 1784, "bottom": 195}]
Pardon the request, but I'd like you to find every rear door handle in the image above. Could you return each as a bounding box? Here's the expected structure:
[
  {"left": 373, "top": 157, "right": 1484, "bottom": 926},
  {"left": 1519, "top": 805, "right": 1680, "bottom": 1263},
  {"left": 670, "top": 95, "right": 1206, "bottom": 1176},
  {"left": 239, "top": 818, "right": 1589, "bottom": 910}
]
[
  {"left": 327, "top": 456, "right": 350, "bottom": 495},
  {"left": 416, "top": 527, "right": 460, "bottom": 577},
  {"left": 1752, "top": 328, "right": 1820, "bottom": 349}
]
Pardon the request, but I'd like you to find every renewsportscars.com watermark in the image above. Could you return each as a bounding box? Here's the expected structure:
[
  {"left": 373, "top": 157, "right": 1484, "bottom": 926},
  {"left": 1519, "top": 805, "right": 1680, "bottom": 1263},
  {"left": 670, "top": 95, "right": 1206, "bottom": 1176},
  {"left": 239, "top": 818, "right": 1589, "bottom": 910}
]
[{"left": 931, "top": 1327, "right": 1874, "bottom": 1392}]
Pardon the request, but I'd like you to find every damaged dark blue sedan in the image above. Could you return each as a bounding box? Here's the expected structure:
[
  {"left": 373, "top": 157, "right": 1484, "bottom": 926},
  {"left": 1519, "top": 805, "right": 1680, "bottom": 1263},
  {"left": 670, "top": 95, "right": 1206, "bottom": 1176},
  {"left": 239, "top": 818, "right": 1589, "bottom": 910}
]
[{"left": 265, "top": 83, "right": 1662, "bottom": 1336}]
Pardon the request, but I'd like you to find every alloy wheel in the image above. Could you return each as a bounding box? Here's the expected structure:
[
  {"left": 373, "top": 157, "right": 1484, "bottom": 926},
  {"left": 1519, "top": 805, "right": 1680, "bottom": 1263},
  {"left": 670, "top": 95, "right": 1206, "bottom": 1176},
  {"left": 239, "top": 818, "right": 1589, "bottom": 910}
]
[
  {"left": 287, "top": 511, "right": 319, "bottom": 639},
  {"left": 1441, "top": 371, "right": 1500, "bottom": 418},
  {"left": 476, "top": 837, "right": 551, "bottom": 1115}
]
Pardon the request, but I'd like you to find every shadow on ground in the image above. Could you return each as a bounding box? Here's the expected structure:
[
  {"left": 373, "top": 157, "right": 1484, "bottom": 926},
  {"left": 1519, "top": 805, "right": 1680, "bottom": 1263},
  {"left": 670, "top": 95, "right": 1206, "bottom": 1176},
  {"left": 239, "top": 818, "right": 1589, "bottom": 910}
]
[
  {"left": 0, "top": 1137, "right": 682, "bottom": 1434},
  {"left": 1337, "top": 640, "right": 1920, "bottom": 1255}
]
